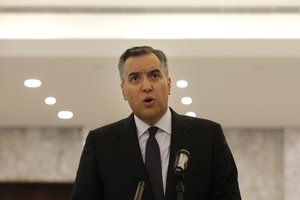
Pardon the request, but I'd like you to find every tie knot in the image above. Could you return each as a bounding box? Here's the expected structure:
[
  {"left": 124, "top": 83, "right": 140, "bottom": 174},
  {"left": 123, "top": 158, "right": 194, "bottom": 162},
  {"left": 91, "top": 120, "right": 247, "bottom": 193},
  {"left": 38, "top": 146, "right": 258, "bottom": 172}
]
[{"left": 148, "top": 126, "right": 158, "bottom": 137}]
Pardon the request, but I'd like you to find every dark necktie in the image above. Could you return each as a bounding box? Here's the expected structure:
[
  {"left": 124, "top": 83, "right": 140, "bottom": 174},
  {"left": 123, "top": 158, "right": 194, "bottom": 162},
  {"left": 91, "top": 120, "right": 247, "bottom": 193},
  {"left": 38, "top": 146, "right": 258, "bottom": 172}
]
[{"left": 145, "top": 126, "right": 164, "bottom": 200}]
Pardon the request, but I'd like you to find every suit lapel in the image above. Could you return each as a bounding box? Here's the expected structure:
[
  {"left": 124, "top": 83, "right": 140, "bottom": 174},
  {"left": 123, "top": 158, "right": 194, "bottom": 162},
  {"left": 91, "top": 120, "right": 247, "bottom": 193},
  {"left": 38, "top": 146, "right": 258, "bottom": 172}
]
[
  {"left": 165, "top": 109, "right": 193, "bottom": 200},
  {"left": 113, "top": 114, "right": 153, "bottom": 200}
]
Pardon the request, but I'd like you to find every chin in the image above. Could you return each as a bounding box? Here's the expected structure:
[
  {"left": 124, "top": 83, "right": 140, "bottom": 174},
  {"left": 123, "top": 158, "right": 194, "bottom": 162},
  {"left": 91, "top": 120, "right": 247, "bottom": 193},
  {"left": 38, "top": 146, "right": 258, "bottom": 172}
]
[{"left": 141, "top": 112, "right": 163, "bottom": 124}]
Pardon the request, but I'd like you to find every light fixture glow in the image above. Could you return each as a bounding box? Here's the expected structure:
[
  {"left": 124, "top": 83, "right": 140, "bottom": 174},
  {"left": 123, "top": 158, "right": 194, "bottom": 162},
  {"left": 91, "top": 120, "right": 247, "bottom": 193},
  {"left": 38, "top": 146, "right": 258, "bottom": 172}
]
[
  {"left": 185, "top": 112, "right": 197, "bottom": 117},
  {"left": 181, "top": 97, "right": 193, "bottom": 105},
  {"left": 24, "top": 79, "right": 42, "bottom": 88},
  {"left": 45, "top": 97, "right": 56, "bottom": 105},
  {"left": 2, "top": 14, "right": 300, "bottom": 39},
  {"left": 176, "top": 80, "right": 188, "bottom": 88},
  {"left": 58, "top": 111, "right": 73, "bottom": 119}
]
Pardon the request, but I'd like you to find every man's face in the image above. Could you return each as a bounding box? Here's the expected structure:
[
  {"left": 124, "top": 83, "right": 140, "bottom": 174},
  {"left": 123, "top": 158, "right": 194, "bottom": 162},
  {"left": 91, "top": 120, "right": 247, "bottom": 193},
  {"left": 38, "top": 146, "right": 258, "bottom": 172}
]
[{"left": 121, "top": 53, "right": 171, "bottom": 125}]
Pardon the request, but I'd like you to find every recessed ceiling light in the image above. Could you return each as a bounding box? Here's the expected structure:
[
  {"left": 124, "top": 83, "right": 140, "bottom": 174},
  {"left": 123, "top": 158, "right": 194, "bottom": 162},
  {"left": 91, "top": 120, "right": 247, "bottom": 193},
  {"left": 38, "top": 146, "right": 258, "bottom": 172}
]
[
  {"left": 181, "top": 97, "right": 192, "bottom": 105},
  {"left": 176, "top": 80, "right": 188, "bottom": 88},
  {"left": 45, "top": 97, "right": 56, "bottom": 105},
  {"left": 24, "top": 79, "right": 42, "bottom": 88},
  {"left": 185, "top": 112, "right": 196, "bottom": 117},
  {"left": 58, "top": 111, "right": 73, "bottom": 119}
]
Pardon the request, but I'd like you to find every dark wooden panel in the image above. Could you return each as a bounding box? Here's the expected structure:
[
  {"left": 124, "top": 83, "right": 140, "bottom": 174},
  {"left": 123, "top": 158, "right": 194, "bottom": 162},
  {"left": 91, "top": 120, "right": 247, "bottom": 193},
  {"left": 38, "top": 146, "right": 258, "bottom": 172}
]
[{"left": 0, "top": 182, "right": 73, "bottom": 200}]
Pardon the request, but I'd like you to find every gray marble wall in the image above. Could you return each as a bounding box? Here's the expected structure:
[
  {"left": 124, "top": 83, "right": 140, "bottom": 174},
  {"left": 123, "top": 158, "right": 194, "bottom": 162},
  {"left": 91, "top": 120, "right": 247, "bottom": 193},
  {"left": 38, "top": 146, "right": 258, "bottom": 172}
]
[
  {"left": 225, "top": 129, "right": 283, "bottom": 200},
  {"left": 0, "top": 127, "right": 300, "bottom": 200},
  {"left": 0, "top": 127, "right": 83, "bottom": 182},
  {"left": 283, "top": 128, "right": 300, "bottom": 200}
]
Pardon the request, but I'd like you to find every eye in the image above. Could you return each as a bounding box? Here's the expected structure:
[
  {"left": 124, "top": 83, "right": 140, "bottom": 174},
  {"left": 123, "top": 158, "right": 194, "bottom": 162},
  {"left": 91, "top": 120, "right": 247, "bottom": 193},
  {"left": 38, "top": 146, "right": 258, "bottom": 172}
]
[
  {"left": 129, "top": 74, "right": 140, "bottom": 82},
  {"left": 151, "top": 71, "right": 161, "bottom": 79}
]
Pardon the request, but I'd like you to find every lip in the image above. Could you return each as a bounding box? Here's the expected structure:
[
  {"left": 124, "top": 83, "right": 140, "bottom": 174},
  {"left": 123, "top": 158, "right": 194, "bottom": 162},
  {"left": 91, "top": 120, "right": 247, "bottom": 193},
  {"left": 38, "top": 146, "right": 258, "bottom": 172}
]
[{"left": 143, "top": 96, "right": 156, "bottom": 106}]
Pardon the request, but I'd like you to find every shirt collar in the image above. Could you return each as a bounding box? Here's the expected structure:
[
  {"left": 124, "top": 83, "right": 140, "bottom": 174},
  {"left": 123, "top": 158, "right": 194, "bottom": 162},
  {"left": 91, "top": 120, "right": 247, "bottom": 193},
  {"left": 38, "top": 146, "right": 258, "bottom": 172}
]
[{"left": 135, "top": 108, "right": 172, "bottom": 138}]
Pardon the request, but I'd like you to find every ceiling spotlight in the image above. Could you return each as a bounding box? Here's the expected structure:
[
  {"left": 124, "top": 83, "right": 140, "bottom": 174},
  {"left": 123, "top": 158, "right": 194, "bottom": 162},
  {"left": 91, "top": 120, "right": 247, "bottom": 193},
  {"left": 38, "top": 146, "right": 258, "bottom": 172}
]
[
  {"left": 185, "top": 112, "right": 197, "bottom": 117},
  {"left": 45, "top": 97, "right": 56, "bottom": 105},
  {"left": 176, "top": 80, "right": 188, "bottom": 88},
  {"left": 58, "top": 111, "right": 73, "bottom": 119},
  {"left": 24, "top": 79, "right": 42, "bottom": 88},
  {"left": 181, "top": 97, "right": 192, "bottom": 105}
]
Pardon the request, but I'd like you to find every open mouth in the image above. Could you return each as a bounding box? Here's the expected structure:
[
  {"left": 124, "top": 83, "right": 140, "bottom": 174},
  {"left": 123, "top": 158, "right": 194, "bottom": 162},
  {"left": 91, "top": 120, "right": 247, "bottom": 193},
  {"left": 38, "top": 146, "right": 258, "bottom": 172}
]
[{"left": 144, "top": 97, "right": 155, "bottom": 103}]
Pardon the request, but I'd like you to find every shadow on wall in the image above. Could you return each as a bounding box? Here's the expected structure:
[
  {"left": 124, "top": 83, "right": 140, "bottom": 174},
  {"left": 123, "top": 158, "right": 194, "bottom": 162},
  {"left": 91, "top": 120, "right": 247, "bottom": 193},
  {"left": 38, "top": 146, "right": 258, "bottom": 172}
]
[{"left": 0, "top": 182, "right": 73, "bottom": 200}]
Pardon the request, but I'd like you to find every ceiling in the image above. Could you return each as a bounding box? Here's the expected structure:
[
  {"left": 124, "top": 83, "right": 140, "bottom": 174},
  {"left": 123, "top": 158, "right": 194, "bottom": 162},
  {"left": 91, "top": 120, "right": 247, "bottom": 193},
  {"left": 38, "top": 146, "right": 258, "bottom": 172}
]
[{"left": 1, "top": 1, "right": 300, "bottom": 129}]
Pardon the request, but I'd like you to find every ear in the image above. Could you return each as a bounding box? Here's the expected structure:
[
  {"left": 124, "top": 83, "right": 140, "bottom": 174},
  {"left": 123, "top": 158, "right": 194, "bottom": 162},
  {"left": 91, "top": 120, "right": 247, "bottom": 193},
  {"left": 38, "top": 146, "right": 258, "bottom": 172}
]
[
  {"left": 167, "top": 77, "right": 171, "bottom": 95},
  {"left": 121, "top": 83, "right": 127, "bottom": 101}
]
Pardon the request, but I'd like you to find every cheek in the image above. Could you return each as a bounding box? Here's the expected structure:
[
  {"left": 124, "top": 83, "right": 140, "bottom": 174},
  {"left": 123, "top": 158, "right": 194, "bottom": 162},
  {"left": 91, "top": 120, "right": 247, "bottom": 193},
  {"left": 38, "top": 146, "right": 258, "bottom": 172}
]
[
  {"left": 124, "top": 89, "right": 136, "bottom": 101},
  {"left": 158, "top": 86, "right": 170, "bottom": 99},
  {"left": 122, "top": 85, "right": 134, "bottom": 99}
]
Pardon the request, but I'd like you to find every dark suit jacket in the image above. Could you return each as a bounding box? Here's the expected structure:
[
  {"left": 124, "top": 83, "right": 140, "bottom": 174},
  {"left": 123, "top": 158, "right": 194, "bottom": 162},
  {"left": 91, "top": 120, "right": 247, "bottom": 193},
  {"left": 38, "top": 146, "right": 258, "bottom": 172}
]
[{"left": 72, "top": 109, "right": 241, "bottom": 200}]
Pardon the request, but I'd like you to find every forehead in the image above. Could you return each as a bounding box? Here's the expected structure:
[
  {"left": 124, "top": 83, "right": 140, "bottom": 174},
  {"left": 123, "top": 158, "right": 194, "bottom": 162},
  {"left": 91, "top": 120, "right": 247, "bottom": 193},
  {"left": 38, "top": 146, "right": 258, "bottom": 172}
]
[{"left": 124, "top": 53, "right": 161, "bottom": 72}]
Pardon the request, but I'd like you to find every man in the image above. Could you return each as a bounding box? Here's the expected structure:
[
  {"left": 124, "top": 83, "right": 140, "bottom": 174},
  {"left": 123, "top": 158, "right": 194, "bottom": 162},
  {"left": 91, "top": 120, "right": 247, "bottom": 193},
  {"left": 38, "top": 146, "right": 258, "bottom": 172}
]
[{"left": 72, "top": 46, "right": 242, "bottom": 200}]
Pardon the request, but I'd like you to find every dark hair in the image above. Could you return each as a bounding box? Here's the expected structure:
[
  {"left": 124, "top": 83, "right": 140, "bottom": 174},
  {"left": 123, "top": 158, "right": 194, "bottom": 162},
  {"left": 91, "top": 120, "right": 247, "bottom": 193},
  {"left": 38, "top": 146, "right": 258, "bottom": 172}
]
[{"left": 118, "top": 46, "right": 168, "bottom": 82}]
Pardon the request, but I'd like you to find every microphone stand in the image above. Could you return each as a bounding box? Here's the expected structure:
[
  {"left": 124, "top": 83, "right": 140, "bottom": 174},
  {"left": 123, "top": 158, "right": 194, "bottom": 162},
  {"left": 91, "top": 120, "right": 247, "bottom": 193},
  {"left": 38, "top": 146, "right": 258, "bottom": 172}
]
[
  {"left": 175, "top": 168, "right": 185, "bottom": 200},
  {"left": 134, "top": 181, "right": 145, "bottom": 200},
  {"left": 174, "top": 149, "right": 190, "bottom": 200}
]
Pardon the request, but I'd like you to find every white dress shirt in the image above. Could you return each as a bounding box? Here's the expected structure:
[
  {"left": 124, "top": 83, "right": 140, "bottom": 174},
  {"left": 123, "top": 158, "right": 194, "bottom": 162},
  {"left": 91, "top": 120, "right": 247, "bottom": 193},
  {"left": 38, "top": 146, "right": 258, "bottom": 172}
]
[{"left": 134, "top": 108, "right": 172, "bottom": 194}]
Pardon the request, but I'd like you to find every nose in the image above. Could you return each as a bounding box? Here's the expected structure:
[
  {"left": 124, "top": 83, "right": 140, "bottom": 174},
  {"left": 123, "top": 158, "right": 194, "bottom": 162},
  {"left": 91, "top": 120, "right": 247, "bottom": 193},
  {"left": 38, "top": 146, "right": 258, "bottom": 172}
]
[{"left": 141, "top": 78, "right": 153, "bottom": 92}]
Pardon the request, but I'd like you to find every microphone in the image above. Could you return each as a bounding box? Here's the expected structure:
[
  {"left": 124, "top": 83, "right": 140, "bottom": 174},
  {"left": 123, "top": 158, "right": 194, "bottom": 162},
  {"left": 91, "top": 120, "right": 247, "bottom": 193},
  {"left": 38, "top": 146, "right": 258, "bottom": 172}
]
[
  {"left": 134, "top": 181, "right": 145, "bottom": 200},
  {"left": 174, "top": 149, "right": 190, "bottom": 176}
]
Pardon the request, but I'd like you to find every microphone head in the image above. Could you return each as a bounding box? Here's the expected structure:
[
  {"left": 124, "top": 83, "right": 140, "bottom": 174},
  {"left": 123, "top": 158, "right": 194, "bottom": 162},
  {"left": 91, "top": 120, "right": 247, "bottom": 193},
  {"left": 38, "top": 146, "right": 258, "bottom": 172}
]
[
  {"left": 174, "top": 149, "right": 190, "bottom": 176},
  {"left": 176, "top": 149, "right": 190, "bottom": 158}
]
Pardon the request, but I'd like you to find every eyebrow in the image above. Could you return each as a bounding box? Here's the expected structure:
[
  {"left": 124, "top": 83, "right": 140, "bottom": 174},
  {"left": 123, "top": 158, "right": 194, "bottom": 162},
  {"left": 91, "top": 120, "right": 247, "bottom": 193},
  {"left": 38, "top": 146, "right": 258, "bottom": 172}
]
[
  {"left": 149, "top": 69, "right": 161, "bottom": 74},
  {"left": 128, "top": 69, "right": 161, "bottom": 76},
  {"left": 128, "top": 72, "right": 140, "bottom": 78}
]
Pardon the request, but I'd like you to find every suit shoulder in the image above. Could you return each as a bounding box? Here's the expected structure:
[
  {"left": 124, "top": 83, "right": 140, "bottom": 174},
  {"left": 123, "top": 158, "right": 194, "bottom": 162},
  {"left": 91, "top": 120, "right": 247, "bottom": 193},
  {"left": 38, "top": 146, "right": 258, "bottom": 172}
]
[
  {"left": 176, "top": 113, "right": 221, "bottom": 128},
  {"left": 174, "top": 113, "right": 226, "bottom": 144},
  {"left": 171, "top": 108, "right": 220, "bottom": 128},
  {"left": 89, "top": 117, "right": 129, "bottom": 137}
]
